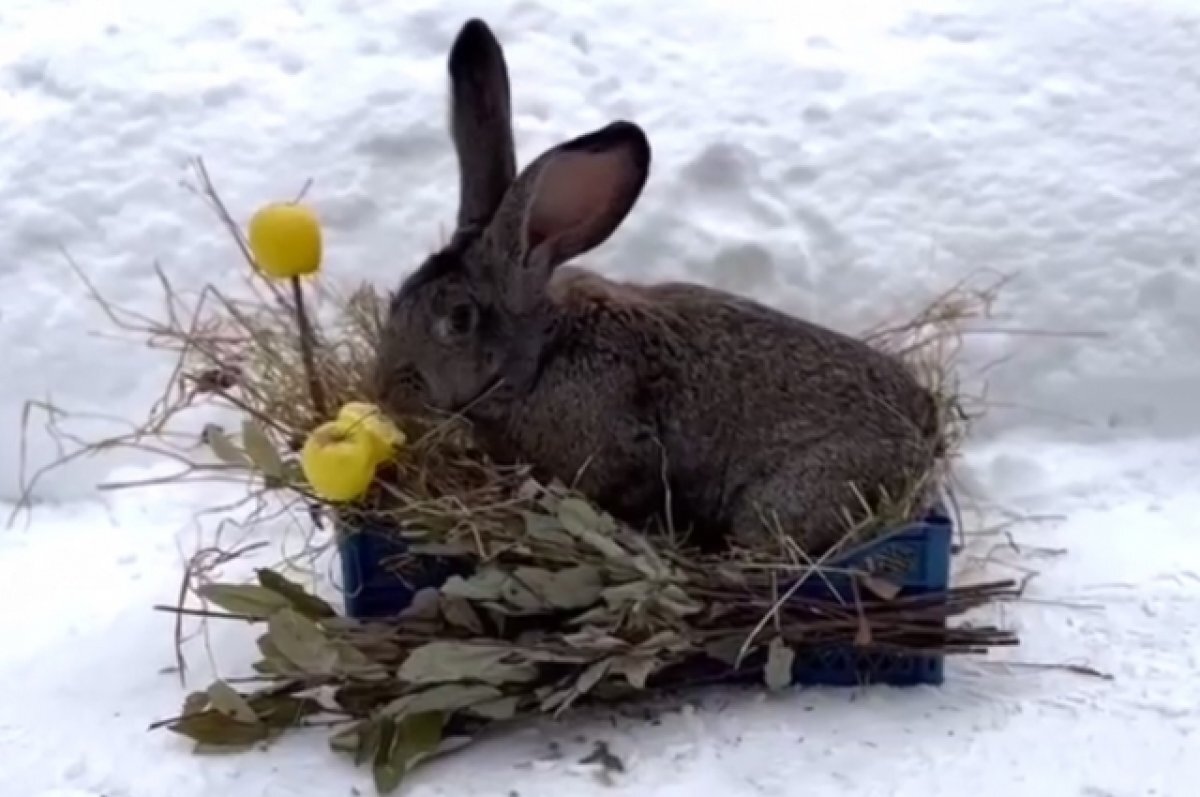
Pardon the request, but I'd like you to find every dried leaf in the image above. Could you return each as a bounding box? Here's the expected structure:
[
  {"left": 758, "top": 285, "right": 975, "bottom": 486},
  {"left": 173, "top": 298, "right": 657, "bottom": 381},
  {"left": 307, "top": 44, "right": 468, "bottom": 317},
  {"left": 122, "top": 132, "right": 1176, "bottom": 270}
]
[
  {"left": 202, "top": 424, "right": 249, "bottom": 467},
  {"left": 373, "top": 712, "right": 446, "bottom": 794},
  {"left": 859, "top": 573, "right": 903, "bottom": 601},
  {"left": 168, "top": 710, "right": 268, "bottom": 749},
  {"left": 556, "top": 497, "right": 612, "bottom": 532},
  {"left": 556, "top": 498, "right": 629, "bottom": 562},
  {"left": 516, "top": 646, "right": 592, "bottom": 664},
  {"left": 196, "top": 583, "right": 292, "bottom": 619},
  {"left": 637, "top": 630, "right": 687, "bottom": 652},
  {"left": 627, "top": 532, "right": 672, "bottom": 580},
  {"left": 601, "top": 581, "right": 652, "bottom": 609},
  {"left": 331, "top": 720, "right": 362, "bottom": 753},
  {"left": 441, "top": 596, "right": 484, "bottom": 634},
  {"left": 498, "top": 570, "right": 543, "bottom": 611},
  {"left": 704, "top": 636, "right": 744, "bottom": 667},
  {"left": 249, "top": 694, "right": 322, "bottom": 729},
  {"left": 267, "top": 608, "right": 339, "bottom": 675},
  {"left": 329, "top": 722, "right": 363, "bottom": 754},
  {"left": 334, "top": 682, "right": 404, "bottom": 716},
  {"left": 629, "top": 554, "right": 663, "bottom": 581},
  {"left": 544, "top": 658, "right": 612, "bottom": 716},
  {"left": 521, "top": 511, "right": 574, "bottom": 547},
  {"left": 538, "top": 687, "right": 572, "bottom": 714},
  {"left": 764, "top": 637, "right": 795, "bottom": 691},
  {"left": 440, "top": 568, "right": 508, "bottom": 603},
  {"left": 560, "top": 627, "right": 627, "bottom": 653},
  {"left": 372, "top": 717, "right": 399, "bottom": 791},
  {"left": 256, "top": 569, "right": 337, "bottom": 620},
  {"left": 535, "top": 565, "right": 604, "bottom": 611},
  {"left": 241, "top": 418, "right": 285, "bottom": 480},
  {"left": 398, "top": 587, "right": 441, "bottom": 623},
  {"left": 855, "top": 615, "right": 873, "bottom": 646},
  {"left": 574, "top": 657, "right": 613, "bottom": 698},
  {"left": 398, "top": 642, "right": 539, "bottom": 686},
  {"left": 334, "top": 642, "right": 390, "bottom": 681},
  {"left": 468, "top": 695, "right": 520, "bottom": 721},
  {"left": 486, "top": 566, "right": 604, "bottom": 613},
  {"left": 566, "top": 604, "right": 616, "bottom": 627},
  {"left": 207, "top": 680, "right": 258, "bottom": 724},
  {"left": 382, "top": 684, "right": 502, "bottom": 721},
  {"left": 534, "top": 480, "right": 568, "bottom": 512},
  {"left": 611, "top": 655, "right": 657, "bottom": 689},
  {"left": 255, "top": 632, "right": 304, "bottom": 677},
  {"left": 182, "top": 691, "right": 210, "bottom": 716},
  {"left": 516, "top": 477, "right": 545, "bottom": 502},
  {"left": 658, "top": 584, "right": 703, "bottom": 616},
  {"left": 395, "top": 710, "right": 446, "bottom": 778},
  {"left": 251, "top": 659, "right": 282, "bottom": 677},
  {"left": 356, "top": 717, "right": 383, "bottom": 766}
]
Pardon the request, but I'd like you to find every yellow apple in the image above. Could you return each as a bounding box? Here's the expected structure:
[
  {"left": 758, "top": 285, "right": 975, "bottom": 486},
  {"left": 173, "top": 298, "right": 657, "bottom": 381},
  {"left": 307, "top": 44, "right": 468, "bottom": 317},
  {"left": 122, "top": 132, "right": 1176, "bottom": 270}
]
[
  {"left": 247, "top": 202, "right": 323, "bottom": 279},
  {"left": 337, "top": 401, "right": 406, "bottom": 465},
  {"left": 299, "top": 419, "right": 377, "bottom": 502}
]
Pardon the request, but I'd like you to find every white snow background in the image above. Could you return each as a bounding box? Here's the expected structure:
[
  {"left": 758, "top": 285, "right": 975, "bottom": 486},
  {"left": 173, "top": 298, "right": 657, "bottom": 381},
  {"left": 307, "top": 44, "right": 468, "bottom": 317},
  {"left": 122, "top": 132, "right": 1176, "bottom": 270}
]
[{"left": 1, "top": 0, "right": 1198, "bottom": 795}]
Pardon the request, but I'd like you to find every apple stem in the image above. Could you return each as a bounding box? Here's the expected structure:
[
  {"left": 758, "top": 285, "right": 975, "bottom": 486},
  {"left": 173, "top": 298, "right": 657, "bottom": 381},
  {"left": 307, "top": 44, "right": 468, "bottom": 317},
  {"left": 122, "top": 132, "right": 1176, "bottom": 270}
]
[{"left": 290, "top": 276, "right": 327, "bottom": 418}]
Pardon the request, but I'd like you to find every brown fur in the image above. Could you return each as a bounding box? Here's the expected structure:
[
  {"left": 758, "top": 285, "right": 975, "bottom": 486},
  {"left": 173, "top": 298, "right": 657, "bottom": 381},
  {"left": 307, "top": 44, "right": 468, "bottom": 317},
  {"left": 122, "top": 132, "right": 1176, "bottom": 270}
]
[
  {"left": 546, "top": 266, "right": 657, "bottom": 312},
  {"left": 374, "top": 19, "right": 942, "bottom": 555}
]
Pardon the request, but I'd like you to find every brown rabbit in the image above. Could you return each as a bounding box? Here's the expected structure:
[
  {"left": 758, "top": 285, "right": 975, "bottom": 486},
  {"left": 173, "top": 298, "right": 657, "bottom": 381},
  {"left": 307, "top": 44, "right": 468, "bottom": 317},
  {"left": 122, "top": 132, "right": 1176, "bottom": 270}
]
[{"left": 375, "top": 19, "right": 943, "bottom": 555}]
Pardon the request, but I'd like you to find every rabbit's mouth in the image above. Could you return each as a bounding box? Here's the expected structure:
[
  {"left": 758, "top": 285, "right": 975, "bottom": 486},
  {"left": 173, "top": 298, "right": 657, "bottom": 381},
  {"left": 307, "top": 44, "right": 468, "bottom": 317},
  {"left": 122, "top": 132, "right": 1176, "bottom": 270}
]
[
  {"left": 446, "top": 374, "right": 505, "bottom": 415},
  {"left": 395, "top": 365, "right": 503, "bottom": 417},
  {"left": 375, "top": 347, "right": 506, "bottom": 418}
]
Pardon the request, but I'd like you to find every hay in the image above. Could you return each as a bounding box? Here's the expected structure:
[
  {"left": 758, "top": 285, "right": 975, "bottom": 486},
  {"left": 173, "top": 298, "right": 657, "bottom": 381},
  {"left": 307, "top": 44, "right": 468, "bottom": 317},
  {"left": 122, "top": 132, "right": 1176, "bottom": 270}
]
[{"left": 17, "top": 161, "right": 1023, "bottom": 794}]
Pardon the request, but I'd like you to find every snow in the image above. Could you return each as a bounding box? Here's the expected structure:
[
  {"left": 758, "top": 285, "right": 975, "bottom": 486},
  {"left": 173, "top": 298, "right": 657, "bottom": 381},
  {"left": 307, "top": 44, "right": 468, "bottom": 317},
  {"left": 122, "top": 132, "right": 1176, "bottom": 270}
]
[{"left": 1, "top": 0, "right": 1198, "bottom": 795}]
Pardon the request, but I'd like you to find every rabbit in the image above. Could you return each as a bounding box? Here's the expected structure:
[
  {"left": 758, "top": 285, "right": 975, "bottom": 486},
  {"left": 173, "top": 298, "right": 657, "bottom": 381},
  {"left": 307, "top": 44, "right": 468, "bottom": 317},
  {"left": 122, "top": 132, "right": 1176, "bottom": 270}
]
[{"left": 374, "top": 18, "right": 944, "bottom": 556}]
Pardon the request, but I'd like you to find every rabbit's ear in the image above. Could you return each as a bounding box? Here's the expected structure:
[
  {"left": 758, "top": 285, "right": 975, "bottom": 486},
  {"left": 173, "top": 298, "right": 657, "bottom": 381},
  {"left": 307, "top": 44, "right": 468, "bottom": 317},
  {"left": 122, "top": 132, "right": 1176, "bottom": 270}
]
[
  {"left": 485, "top": 120, "right": 651, "bottom": 307},
  {"left": 447, "top": 19, "right": 517, "bottom": 231}
]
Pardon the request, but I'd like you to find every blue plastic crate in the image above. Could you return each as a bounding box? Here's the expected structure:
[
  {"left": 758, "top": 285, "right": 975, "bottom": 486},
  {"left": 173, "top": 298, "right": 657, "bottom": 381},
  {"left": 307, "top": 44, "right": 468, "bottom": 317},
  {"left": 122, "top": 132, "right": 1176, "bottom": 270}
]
[
  {"left": 792, "top": 506, "right": 953, "bottom": 603},
  {"left": 788, "top": 642, "right": 944, "bottom": 687},
  {"left": 784, "top": 507, "right": 954, "bottom": 687},
  {"left": 334, "top": 505, "right": 954, "bottom": 687},
  {"left": 336, "top": 518, "right": 468, "bottom": 619}
]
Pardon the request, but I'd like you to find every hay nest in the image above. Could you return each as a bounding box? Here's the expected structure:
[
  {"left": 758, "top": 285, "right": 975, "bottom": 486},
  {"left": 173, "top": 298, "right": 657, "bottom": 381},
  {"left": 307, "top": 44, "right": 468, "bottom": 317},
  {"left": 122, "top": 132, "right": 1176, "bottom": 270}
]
[{"left": 17, "top": 162, "right": 1021, "bottom": 794}]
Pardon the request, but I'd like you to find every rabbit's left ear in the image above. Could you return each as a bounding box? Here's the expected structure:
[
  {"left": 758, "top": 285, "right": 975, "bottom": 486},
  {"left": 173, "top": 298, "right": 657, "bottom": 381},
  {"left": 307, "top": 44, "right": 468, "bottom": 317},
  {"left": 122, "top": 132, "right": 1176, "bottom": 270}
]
[
  {"left": 447, "top": 19, "right": 518, "bottom": 232},
  {"left": 484, "top": 120, "right": 651, "bottom": 309}
]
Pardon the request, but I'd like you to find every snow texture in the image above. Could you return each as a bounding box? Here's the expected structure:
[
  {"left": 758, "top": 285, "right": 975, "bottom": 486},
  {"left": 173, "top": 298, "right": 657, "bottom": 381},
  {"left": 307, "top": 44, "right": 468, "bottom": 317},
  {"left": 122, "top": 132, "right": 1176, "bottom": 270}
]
[{"left": 1, "top": 0, "right": 1198, "bottom": 795}]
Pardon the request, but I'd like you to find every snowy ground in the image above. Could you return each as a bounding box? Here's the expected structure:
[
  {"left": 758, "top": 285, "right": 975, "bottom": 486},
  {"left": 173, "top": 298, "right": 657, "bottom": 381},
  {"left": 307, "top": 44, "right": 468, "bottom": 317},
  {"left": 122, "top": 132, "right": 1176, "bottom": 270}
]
[{"left": 2, "top": 0, "right": 1199, "bottom": 795}]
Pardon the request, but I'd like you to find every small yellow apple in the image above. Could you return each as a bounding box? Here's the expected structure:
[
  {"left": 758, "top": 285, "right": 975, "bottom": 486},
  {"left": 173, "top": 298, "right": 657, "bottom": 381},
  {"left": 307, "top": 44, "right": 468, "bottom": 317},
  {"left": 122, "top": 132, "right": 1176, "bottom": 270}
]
[
  {"left": 337, "top": 401, "right": 406, "bottom": 464},
  {"left": 247, "top": 202, "right": 323, "bottom": 279},
  {"left": 299, "top": 419, "right": 377, "bottom": 502}
]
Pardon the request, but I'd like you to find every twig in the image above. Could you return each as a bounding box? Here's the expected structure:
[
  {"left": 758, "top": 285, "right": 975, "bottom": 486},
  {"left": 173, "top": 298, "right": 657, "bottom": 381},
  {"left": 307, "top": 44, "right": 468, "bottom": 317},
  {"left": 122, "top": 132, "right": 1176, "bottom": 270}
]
[
  {"left": 983, "top": 660, "right": 1114, "bottom": 681},
  {"left": 290, "top": 276, "right": 327, "bottom": 418},
  {"left": 153, "top": 605, "right": 266, "bottom": 623},
  {"left": 186, "top": 157, "right": 292, "bottom": 312}
]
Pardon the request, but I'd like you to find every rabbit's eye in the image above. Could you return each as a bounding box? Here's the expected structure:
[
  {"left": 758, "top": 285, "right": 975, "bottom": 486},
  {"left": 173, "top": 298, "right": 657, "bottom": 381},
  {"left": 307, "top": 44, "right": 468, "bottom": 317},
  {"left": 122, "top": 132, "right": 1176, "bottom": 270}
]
[{"left": 446, "top": 302, "right": 476, "bottom": 336}]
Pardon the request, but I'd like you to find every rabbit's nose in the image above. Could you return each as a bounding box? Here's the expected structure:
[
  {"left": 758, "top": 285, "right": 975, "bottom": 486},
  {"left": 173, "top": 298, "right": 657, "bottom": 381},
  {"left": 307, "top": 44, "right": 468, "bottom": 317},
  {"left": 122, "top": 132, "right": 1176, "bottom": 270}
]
[{"left": 374, "top": 362, "right": 426, "bottom": 411}]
